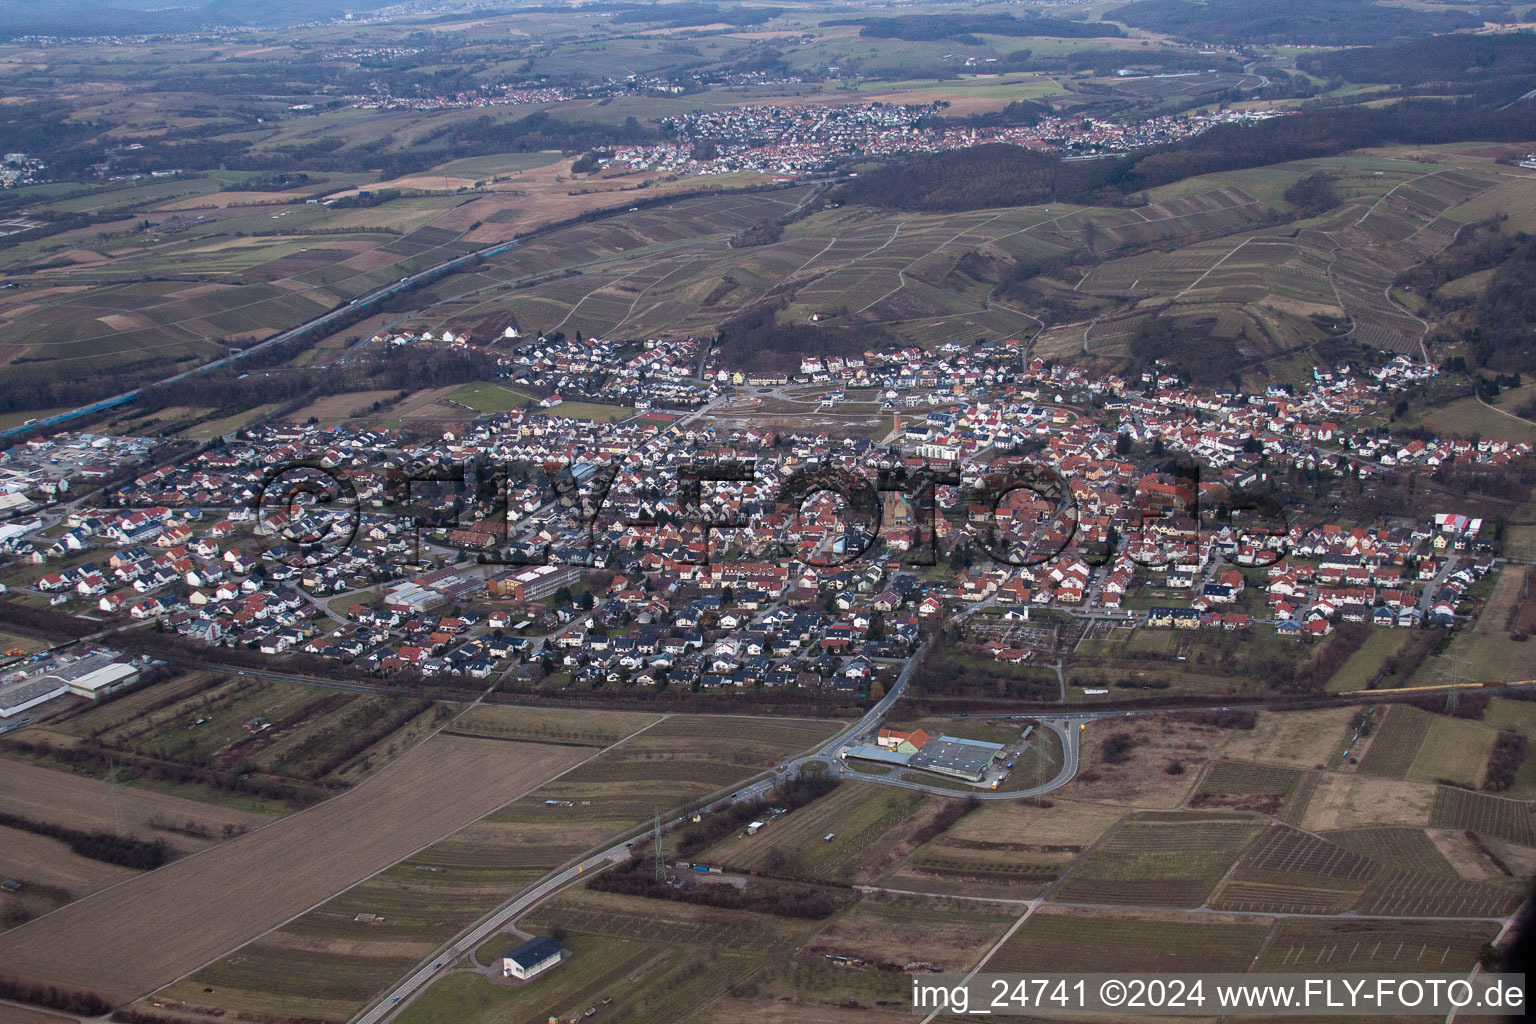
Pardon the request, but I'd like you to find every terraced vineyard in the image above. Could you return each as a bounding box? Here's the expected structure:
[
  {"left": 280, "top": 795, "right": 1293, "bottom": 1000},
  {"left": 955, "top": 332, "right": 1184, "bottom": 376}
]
[
  {"left": 1197, "top": 761, "right": 1301, "bottom": 797},
  {"left": 1323, "top": 827, "right": 1458, "bottom": 874},
  {"left": 1276, "top": 771, "right": 1321, "bottom": 825},
  {"left": 991, "top": 910, "right": 1271, "bottom": 974},
  {"left": 1356, "top": 868, "right": 1523, "bottom": 918}
]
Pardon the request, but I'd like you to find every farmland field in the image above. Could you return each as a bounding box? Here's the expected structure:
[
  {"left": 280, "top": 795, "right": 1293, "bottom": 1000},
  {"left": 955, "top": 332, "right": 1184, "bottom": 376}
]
[
  {"left": 1324, "top": 827, "right": 1458, "bottom": 875},
  {"left": 1429, "top": 787, "right": 1536, "bottom": 845},
  {"left": 1049, "top": 811, "right": 1265, "bottom": 908},
  {"left": 444, "top": 704, "right": 660, "bottom": 747},
  {"left": 398, "top": 930, "right": 759, "bottom": 1024},
  {"left": 807, "top": 892, "right": 1018, "bottom": 974},
  {"left": 1482, "top": 698, "right": 1536, "bottom": 797},
  {"left": 1355, "top": 705, "right": 1432, "bottom": 778},
  {"left": 1210, "top": 825, "right": 1379, "bottom": 914},
  {"left": 1355, "top": 866, "right": 1523, "bottom": 917},
  {"left": 0, "top": 756, "right": 273, "bottom": 852},
  {"left": 1215, "top": 707, "right": 1356, "bottom": 770},
  {"left": 1299, "top": 774, "right": 1437, "bottom": 832},
  {"left": 1404, "top": 716, "right": 1496, "bottom": 788},
  {"left": 1254, "top": 917, "right": 1500, "bottom": 972},
  {"left": 153, "top": 714, "right": 839, "bottom": 1020},
  {"left": 29, "top": 672, "right": 444, "bottom": 793},
  {"left": 0, "top": 826, "right": 137, "bottom": 931},
  {"left": 0, "top": 735, "right": 587, "bottom": 1004},
  {"left": 523, "top": 883, "right": 825, "bottom": 954},
  {"left": 887, "top": 798, "right": 1125, "bottom": 898},
  {"left": 1197, "top": 760, "right": 1301, "bottom": 796},
  {"left": 991, "top": 908, "right": 1272, "bottom": 973},
  {"left": 701, "top": 782, "right": 928, "bottom": 882}
]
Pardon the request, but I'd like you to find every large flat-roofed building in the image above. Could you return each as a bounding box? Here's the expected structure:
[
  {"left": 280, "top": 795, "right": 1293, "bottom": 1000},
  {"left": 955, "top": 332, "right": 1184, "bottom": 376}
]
[
  {"left": 843, "top": 744, "right": 912, "bottom": 769},
  {"left": 907, "top": 736, "right": 1007, "bottom": 783},
  {"left": 0, "top": 675, "right": 68, "bottom": 718},
  {"left": 488, "top": 564, "right": 583, "bottom": 603},
  {"left": 384, "top": 581, "right": 445, "bottom": 615},
  {"left": 0, "top": 650, "right": 139, "bottom": 716},
  {"left": 501, "top": 935, "right": 566, "bottom": 980},
  {"left": 51, "top": 656, "right": 139, "bottom": 700}
]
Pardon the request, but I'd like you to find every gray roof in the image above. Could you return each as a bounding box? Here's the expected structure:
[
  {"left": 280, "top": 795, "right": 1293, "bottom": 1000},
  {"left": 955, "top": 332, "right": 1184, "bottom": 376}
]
[{"left": 907, "top": 736, "right": 1005, "bottom": 782}]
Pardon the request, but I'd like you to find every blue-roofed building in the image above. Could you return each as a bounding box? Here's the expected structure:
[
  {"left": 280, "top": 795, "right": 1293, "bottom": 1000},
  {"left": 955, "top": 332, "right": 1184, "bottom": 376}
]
[{"left": 502, "top": 935, "right": 566, "bottom": 980}]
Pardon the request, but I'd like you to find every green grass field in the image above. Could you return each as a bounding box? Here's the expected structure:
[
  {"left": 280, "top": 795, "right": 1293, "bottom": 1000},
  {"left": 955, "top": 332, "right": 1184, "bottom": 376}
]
[
  {"left": 701, "top": 782, "right": 927, "bottom": 882},
  {"left": 1049, "top": 812, "right": 1265, "bottom": 908},
  {"left": 1326, "top": 629, "right": 1414, "bottom": 693},
  {"left": 543, "top": 400, "right": 633, "bottom": 422},
  {"left": 450, "top": 382, "right": 533, "bottom": 413},
  {"left": 1405, "top": 716, "right": 1496, "bottom": 788}
]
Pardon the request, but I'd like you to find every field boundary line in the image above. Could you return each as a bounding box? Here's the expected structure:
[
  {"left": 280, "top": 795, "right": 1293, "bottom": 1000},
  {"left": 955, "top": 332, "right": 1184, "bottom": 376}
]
[{"left": 918, "top": 901, "right": 1040, "bottom": 1024}]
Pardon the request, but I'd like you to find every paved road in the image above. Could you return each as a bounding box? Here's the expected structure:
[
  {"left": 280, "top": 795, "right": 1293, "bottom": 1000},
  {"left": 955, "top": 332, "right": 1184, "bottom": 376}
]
[{"left": 354, "top": 843, "right": 632, "bottom": 1024}]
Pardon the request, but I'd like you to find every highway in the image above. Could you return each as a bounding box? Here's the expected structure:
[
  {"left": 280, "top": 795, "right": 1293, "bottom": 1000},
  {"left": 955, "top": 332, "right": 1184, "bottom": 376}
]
[
  {"left": 0, "top": 236, "right": 525, "bottom": 442},
  {"left": 0, "top": 176, "right": 848, "bottom": 443}
]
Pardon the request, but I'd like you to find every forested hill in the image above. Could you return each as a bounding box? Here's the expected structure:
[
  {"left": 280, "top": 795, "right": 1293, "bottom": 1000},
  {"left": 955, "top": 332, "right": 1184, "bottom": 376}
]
[
  {"left": 1299, "top": 32, "right": 1536, "bottom": 106},
  {"left": 1106, "top": 0, "right": 1481, "bottom": 45},
  {"left": 833, "top": 102, "right": 1536, "bottom": 214}
]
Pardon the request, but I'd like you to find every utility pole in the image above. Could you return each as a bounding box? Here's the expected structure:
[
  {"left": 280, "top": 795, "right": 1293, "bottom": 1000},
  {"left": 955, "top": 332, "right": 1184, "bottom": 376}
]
[
  {"left": 1436, "top": 650, "right": 1474, "bottom": 715},
  {"left": 653, "top": 807, "right": 665, "bottom": 882}
]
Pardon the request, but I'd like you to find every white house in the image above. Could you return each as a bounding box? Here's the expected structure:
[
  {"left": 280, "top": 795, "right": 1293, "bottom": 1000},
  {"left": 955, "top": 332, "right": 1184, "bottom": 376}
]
[{"left": 502, "top": 936, "right": 566, "bottom": 980}]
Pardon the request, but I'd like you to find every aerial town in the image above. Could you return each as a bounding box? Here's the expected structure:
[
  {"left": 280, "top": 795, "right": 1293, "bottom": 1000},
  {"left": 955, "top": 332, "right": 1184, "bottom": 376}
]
[{"left": 0, "top": 1, "right": 1534, "bottom": 1022}]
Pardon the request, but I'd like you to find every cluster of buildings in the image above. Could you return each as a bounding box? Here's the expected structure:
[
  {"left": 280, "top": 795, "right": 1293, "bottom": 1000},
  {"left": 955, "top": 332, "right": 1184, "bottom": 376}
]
[
  {"left": 0, "top": 433, "right": 152, "bottom": 516},
  {"left": 345, "top": 69, "right": 709, "bottom": 113},
  {"left": 577, "top": 102, "right": 1297, "bottom": 177},
  {"left": 1, "top": 153, "right": 46, "bottom": 189},
  {"left": 374, "top": 328, "right": 718, "bottom": 411},
  {"left": 0, "top": 647, "right": 145, "bottom": 719},
  {"left": 0, "top": 323, "right": 1525, "bottom": 702},
  {"left": 844, "top": 726, "right": 1009, "bottom": 783},
  {"left": 500, "top": 334, "right": 716, "bottom": 411}
]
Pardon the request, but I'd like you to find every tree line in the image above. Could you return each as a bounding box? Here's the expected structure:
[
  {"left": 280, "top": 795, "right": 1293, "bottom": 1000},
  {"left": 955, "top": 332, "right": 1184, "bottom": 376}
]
[{"left": 0, "top": 810, "right": 170, "bottom": 870}]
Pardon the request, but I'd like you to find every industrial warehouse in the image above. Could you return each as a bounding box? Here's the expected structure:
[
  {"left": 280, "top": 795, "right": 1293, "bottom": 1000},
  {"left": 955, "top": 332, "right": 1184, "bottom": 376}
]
[
  {"left": 0, "top": 647, "right": 142, "bottom": 718},
  {"left": 841, "top": 728, "right": 1007, "bottom": 783}
]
